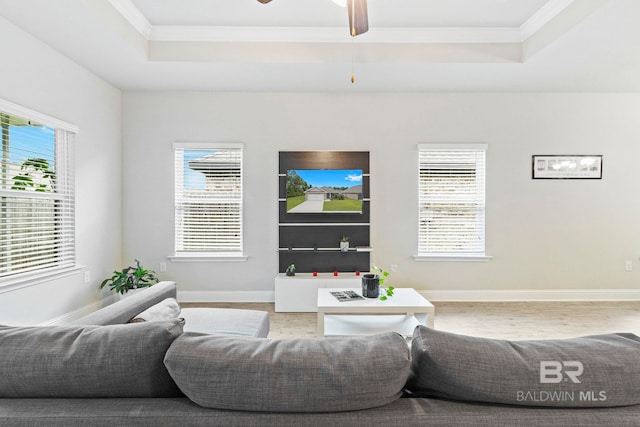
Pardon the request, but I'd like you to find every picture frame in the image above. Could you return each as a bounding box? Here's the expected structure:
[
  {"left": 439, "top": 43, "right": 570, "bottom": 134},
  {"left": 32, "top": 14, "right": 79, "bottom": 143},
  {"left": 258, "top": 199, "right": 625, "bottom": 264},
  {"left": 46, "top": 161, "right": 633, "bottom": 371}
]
[{"left": 532, "top": 155, "right": 602, "bottom": 179}]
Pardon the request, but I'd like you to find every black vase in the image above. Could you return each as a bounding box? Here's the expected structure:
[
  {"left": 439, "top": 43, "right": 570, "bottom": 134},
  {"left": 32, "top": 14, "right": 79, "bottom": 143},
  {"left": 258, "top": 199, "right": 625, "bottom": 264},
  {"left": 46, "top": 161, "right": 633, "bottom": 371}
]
[{"left": 361, "top": 274, "right": 380, "bottom": 298}]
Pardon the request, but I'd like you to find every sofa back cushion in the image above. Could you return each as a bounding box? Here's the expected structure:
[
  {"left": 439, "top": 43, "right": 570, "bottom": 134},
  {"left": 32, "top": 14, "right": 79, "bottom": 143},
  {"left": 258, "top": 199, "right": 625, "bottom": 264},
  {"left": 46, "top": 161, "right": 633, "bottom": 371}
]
[
  {"left": 0, "top": 319, "right": 184, "bottom": 398},
  {"left": 164, "top": 332, "right": 411, "bottom": 412},
  {"left": 407, "top": 326, "right": 640, "bottom": 408}
]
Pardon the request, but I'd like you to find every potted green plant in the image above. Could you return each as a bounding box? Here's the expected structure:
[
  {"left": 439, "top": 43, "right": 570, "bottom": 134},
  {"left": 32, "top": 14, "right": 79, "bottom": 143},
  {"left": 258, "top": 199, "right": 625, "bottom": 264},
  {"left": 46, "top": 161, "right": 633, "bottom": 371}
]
[
  {"left": 362, "top": 265, "right": 395, "bottom": 300},
  {"left": 340, "top": 235, "right": 349, "bottom": 252},
  {"left": 285, "top": 263, "right": 296, "bottom": 276},
  {"left": 100, "top": 259, "right": 159, "bottom": 295}
]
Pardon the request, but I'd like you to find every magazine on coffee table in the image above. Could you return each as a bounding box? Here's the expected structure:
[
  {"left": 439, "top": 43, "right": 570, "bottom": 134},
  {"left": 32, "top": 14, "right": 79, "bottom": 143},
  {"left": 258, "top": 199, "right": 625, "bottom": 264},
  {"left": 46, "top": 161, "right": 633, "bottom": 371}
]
[{"left": 330, "top": 290, "right": 365, "bottom": 302}]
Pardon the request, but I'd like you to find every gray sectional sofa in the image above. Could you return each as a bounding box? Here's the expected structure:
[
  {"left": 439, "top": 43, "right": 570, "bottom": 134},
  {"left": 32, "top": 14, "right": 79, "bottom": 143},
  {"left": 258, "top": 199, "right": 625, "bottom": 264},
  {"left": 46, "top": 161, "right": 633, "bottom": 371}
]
[
  {"left": 69, "top": 280, "right": 270, "bottom": 338},
  {"left": 1, "top": 282, "right": 639, "bottom": 426}
]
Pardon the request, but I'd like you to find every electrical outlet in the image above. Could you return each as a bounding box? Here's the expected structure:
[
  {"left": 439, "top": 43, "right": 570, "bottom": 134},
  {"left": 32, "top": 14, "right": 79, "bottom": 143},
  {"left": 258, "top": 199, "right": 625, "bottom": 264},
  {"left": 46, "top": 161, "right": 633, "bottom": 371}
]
[
  {"left": 625, "top": 261, "right": 633, "bottom": 272},
  {"left": 83, "top": 271, "right": 91, "bottom": 283},
  {"left": 159, "top": 262, "right": 167, "bottom": 272}
]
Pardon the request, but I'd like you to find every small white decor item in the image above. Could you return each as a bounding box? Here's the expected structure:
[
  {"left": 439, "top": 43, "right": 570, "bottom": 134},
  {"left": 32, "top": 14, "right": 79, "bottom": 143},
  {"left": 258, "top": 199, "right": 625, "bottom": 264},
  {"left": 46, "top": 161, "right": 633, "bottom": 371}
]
[{"left": 340, "top": 235, "right": 349, "bottom": 252}]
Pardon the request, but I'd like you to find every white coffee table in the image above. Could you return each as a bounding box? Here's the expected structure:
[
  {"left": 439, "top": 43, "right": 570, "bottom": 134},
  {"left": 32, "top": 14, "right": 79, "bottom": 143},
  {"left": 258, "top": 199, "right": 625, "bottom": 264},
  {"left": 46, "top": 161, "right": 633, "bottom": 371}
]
[{"left": 317, "top": 288, "right": 435, "bottom": 338}]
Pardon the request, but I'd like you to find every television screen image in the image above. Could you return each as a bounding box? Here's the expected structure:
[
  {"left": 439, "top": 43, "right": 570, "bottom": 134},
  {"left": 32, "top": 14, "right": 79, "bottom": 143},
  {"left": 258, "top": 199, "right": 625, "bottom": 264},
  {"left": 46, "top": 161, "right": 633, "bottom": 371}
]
[{"left": 286, "top": 169, "right": 363, "bottom": 214}]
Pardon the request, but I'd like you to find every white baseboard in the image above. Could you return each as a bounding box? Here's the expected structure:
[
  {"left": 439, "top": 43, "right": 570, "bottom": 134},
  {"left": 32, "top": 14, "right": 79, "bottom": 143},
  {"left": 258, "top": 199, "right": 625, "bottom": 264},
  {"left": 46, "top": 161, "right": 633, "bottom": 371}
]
[
  {"left": 180, "top": 289, "right": 640, "bottom": 303},
  {"left": 42, "top": 289, "right": 640, "bottom": 323},
  {"left": 39, "top": 294, "right": 120, "bottom": 326},
  {"left": 178, "top": 290, "right": 275, "bottom": 303},
  {"left": 419, "top": 289, "right": 640, "bottom": 302}
]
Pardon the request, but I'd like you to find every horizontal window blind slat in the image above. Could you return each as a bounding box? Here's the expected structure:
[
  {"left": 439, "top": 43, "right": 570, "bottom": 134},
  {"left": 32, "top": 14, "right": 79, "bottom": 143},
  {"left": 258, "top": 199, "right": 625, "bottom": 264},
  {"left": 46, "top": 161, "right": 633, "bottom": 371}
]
[
  {"left": 0, "top": 245, "right": 74, "bottom": 262},
  {"left": 1, "top": 107, "right": 76, "bottom": 280},
  {"left": 175, "top": 146, "right": 243, "bottom": 255},
  {"left": 418, "top": 145, "right": 486, "bottom": 256}
]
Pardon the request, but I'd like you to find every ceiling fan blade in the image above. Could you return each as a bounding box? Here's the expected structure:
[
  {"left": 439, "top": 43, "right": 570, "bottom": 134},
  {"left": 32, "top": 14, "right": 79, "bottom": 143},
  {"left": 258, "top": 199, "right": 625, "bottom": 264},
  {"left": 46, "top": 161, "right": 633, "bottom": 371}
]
[{"left": 347, "top": 0, "right": 368, "bottom": 36}]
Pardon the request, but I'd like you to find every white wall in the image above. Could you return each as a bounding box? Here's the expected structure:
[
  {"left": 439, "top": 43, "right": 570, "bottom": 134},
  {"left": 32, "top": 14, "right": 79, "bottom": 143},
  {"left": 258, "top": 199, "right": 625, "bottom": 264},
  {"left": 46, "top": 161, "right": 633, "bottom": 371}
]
[
  {"left": 0, "top": 17, "right": 122, "bottom": 324},
  {"left": 122, "top": 91, "right": 640, "bottom": 299}
]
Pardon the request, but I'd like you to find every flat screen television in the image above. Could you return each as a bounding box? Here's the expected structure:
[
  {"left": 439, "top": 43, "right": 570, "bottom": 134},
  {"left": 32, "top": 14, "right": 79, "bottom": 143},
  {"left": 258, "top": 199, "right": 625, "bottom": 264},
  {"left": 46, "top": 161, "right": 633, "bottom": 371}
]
[{"left": 286, "top": 169, "right": 363, "bottom": 214}]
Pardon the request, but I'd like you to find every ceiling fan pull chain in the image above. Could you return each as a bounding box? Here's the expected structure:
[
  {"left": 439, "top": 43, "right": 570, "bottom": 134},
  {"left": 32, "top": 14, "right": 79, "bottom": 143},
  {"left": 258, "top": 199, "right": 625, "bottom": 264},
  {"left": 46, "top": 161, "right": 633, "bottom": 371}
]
[
  {"left": 350, "top": 0, "right": 355, "bottom": 84},
  {"left": 351, "top": 0, "right": 356, "bottom": 37},
  {"left": 351, "top": 36, "right": 356, "bottom": 84}
]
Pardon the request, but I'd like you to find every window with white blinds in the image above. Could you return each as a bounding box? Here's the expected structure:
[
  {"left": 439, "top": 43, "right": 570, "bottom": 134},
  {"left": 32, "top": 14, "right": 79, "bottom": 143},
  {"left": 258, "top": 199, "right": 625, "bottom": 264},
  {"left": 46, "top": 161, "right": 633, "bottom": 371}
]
[
  {"left": 418, "top": 144, "right": 486, "bottom": 257},
  {"left": 0, "top": 100, "right": 77, "bottom": 281},
  {"left": 174, "top": 143, "right": 243, "bottom": 257}
]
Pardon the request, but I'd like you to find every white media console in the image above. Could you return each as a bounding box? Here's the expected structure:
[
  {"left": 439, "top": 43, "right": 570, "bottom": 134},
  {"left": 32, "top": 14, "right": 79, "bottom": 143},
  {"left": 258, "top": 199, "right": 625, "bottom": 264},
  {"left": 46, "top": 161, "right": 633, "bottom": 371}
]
[{"left": 274, "top": 273, "right": 362, "bottom": 312}]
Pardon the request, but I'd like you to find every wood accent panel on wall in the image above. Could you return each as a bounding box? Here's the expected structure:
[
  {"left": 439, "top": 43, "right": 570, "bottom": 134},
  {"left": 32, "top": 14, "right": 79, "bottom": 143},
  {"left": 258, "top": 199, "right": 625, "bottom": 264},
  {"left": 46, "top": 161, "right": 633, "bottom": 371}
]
[
  {"left": 279, "top": 151, "right": 370, "bottom": 174},
  {"left": 278, "top": 151, "right": 370, "bottom": 273}
]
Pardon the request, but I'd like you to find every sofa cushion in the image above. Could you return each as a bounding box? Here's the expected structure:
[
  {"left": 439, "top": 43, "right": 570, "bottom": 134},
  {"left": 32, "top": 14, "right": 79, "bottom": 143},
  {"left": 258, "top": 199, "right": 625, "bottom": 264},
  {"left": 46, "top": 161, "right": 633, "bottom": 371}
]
[
  {"left": 130, "top": 297, "right": 181, "bottom": 322},
  {"left": 407, "top": 326, "right": 640, "bottom": 408},
  {"left": 0, "top": 319, "right": 184, "bottom": 398},
  {"left": 164, "top": 332, "right": 411, "bottom": 412},
  {"left": 4, "top": 397, "right": 640, "bottom": 427},
  {"left": 180, "top": 307, "right": 270, "bottom": 338}
]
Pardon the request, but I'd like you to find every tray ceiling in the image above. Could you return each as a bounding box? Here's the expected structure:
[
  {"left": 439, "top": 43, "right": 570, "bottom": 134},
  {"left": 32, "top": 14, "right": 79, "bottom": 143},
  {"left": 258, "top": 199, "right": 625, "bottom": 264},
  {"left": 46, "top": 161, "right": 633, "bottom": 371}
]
[{"left": 0, "top": 0, "right": 638, "bottom": 92}]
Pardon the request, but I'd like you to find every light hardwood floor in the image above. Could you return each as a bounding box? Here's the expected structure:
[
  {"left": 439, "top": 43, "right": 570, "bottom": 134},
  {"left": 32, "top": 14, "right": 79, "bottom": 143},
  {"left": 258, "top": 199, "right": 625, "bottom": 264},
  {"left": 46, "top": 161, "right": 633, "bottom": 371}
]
[{"left": 181, "top": 301, "right": 640, "bottom": 340}]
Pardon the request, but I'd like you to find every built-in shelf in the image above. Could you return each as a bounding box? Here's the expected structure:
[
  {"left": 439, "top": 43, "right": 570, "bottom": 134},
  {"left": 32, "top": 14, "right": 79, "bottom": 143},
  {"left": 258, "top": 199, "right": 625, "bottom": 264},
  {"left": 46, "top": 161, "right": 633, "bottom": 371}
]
[
  {"left": 274, "top": 273, "right": 363, "bottom": 312},
  {"left": 279, "top": 223, "right": 370, "bottom": 227},
  {"left": 278, "top": 247, "right": 372, "bottom": 252},
  {"left": 278, "top": 151, "right": 370, "bottom": 273}
]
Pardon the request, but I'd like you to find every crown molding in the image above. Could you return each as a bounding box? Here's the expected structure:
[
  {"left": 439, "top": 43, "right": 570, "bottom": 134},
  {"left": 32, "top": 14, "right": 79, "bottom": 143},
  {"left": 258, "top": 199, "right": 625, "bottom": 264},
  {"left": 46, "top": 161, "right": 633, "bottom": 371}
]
[
  {"left": 520, "top": 0, "right": 575, "bottom": 40},
  {"left": 108, "top": 0, "right": 152, "bottom": 39},
  {"left": 109, "top": 0, "right": 575, "bottom": 48},
  {"left": 150, "top": 25, "right": 523, "bottom": 44}
]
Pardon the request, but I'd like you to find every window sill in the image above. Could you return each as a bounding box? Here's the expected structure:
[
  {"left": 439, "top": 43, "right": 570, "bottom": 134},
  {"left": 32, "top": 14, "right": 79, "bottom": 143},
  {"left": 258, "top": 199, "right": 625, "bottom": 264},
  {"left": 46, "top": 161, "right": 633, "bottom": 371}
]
[
  {"left": 413, "top": 255, "right": 492, "bottom": 262},
  {"left": 0, "top": 266, "right": 84, "bottom": 294},
  {"left": 168, "top": 254, "right": 248, "bottom": 263}
]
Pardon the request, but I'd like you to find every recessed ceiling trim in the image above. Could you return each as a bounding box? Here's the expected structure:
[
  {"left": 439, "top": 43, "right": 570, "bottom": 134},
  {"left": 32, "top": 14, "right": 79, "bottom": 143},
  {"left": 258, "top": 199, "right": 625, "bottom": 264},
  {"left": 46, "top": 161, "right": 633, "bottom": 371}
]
[
  {"left": 109, "top": 0, "right": 578, "bottom": 48},
  {"left": 150, "top": 25, "right": 523, "bottom": 44},
  {"left": 108, "top": 0, "right": 152, "bottom": 39},
  {"left": 520, "top": 0, "right": 575, "bottom": 40},
  {"left": 149, "top": 40, "right": 522, "bottom": 64}
]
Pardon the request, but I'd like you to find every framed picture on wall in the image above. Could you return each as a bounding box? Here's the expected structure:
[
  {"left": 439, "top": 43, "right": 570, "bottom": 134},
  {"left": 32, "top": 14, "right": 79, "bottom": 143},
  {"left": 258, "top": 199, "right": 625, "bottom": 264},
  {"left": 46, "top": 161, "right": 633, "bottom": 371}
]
[{"left": 532, "top": 155, "right": 603, "bottom": 179}]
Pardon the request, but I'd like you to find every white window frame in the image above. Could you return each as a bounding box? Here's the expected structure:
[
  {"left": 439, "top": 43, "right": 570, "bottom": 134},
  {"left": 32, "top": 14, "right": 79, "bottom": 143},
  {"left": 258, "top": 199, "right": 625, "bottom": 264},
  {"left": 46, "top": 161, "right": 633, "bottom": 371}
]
[
  {"left": 0, "top": 99, "right": 79, "bottom": 288},
  {"left": 170, "top": 142, "right": 246, "bottom": 262},
  {"left": 414, "top": 143, "right": 491, "bottom": 262}
]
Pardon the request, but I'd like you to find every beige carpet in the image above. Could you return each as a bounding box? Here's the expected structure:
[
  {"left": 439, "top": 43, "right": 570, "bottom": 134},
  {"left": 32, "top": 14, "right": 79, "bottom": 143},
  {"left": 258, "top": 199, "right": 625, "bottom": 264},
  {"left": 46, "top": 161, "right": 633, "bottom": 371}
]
[{"left": 180, "top": 301, "right": 640, "bottom": 340}]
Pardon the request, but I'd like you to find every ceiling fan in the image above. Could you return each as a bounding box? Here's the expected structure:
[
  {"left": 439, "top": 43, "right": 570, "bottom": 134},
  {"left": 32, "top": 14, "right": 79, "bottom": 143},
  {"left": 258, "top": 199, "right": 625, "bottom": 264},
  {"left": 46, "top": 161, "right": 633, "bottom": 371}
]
[{"left": 257, "top": 0, "right": 369, "bottom": 37}]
